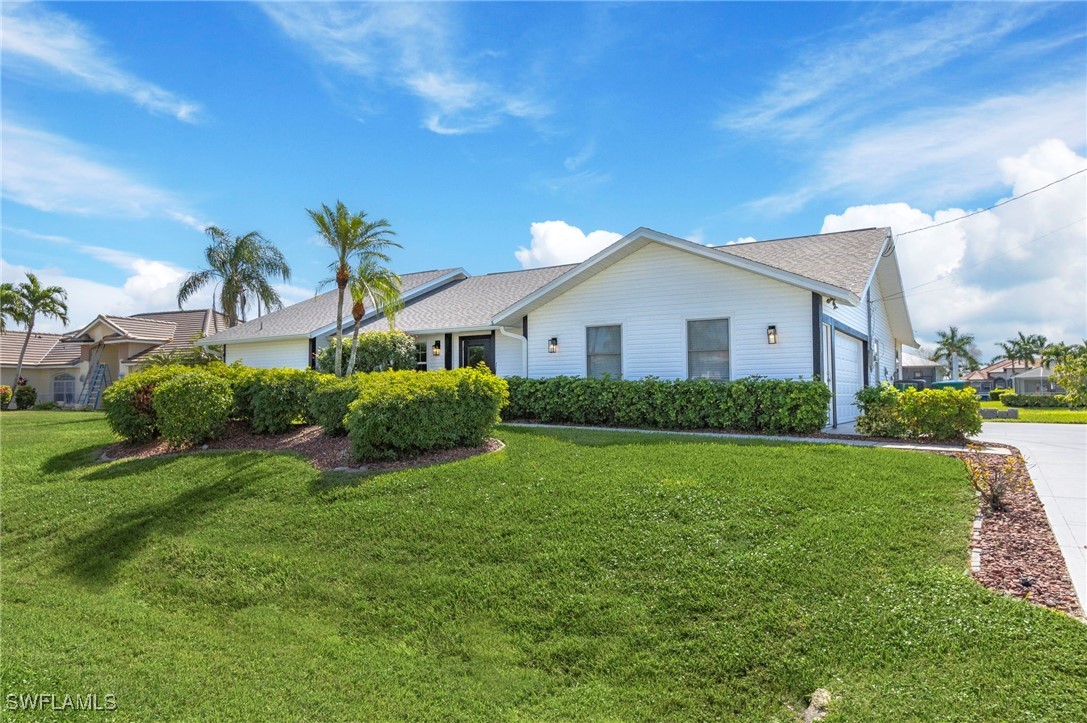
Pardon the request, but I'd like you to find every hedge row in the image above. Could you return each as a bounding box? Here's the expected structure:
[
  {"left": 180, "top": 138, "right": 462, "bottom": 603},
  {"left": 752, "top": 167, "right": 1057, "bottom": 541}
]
[
  {"left": 855, "top": 385, "right": 981, "bottom": 441},
  {"left": 988, "top": 388, "right": 1010, "bottom": 401},
  {"left": 502, "top": 376, "right": 831, "bottom": 434},
  {"left": 1000, "top": 393, "right": 1069, "bottom": 408}
]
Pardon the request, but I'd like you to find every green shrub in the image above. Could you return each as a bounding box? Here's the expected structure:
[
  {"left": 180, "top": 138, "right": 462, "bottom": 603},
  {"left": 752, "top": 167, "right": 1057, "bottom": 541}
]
[
  {"left": 309, "top": 373, "right": 365, "bottom": 435},
  {"left": 897, "top": 387, "right": 982, "bottom": 440},
  {"left": 1052, "top": 356, "right": 1086, "bottom": 407},
  {"left": 988, "top": 388, "right": 1009, "bottom": 402},
  {"left": 316, "top": 331, "right": 418, "bottom": 375},
  {"left": 0, "top": 385, "right": 12, "bottom": 408},
  {"left": 240, "top": 368, "right": 320, "bottom": 434},
  {"left": 345, "top": 367, "right": 508, "bottom": 461},
  {"left": 855, "top": 384, "right": 907, "bottom": 437},
  {"left": 503, "top": 375, "right": 831, "bottom": 434},
  {"left": 152, "top": 370, "right": 233, "bottom": 446},
  {"left": 103, "top": 365, "right": 209, "bottom": 442},
  {"left": 1000, "top": 393, "right": 1068, "bottom": 408},
  {"left": 13, "top": 385, "right": 36, "bottom": 410}
]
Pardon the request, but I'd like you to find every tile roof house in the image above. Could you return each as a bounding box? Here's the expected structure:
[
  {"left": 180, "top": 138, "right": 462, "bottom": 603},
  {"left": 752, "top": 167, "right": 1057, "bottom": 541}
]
[
  {"left": 1, "top": 308, "right": 225, "bottom": 407},
  {"left": 200, "top": 227, "right": 917, "bottom": 428},
  {"left": 964, "top": 358, "right": 1034, "bottom": 393}
]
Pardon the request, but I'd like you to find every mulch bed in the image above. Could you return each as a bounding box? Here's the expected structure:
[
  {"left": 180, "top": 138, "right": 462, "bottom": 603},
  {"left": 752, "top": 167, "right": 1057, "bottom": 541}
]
[
  {"left": 101, "top": 422, "right": 503, "bottom": 474},
  {"left": 946, "top": 447, "right": 1082, "bottom": 617}
]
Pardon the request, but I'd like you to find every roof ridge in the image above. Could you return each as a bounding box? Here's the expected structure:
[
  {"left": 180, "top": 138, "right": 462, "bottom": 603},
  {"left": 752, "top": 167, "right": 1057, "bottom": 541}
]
[
  {"left": 134, "top": 309, "right": 215, "bottom": 317},
  {"left": 712, "top": 227, "right": 888, "bottom": 249},
  {"left": 474, "top": 264, "right": 578, "bottom": 278},
  {"left": 107, "top": 314, "right": 177, "bottom": 326},
  {"left": 0, "top": 330, "right": 67, "bottom": 338}
]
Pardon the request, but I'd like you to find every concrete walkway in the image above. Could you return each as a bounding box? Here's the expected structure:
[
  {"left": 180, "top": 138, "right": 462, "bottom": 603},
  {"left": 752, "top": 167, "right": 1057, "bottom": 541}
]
[{"left": 975, "top": 423, "right": 1087, "bottom": 608}]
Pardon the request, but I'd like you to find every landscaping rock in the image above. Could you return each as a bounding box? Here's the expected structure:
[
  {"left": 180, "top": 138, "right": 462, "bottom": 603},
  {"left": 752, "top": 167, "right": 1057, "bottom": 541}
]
[{"left": 803, "top": 689, "right": 831, "bottom": 722}]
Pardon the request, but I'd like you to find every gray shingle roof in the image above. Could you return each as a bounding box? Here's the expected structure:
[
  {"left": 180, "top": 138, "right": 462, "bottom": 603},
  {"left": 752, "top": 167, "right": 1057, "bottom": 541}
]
[
  {"left": 0, "top": 331, "right": 81, "bottom": 367},
  {"left": 714, "top": 227, "right": 889, "bottom": 298},
  {"left": 202, "top": 269, "right": 460, "bottom": 343},
  {"left": 358, "top": 265, "right": 576, "bottom": 333}
]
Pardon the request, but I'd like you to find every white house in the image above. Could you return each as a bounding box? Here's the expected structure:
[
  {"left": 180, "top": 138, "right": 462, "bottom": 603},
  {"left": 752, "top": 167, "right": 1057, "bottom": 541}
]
[{"left": 197, "top": 227, "right": 917, "bottom": 427}]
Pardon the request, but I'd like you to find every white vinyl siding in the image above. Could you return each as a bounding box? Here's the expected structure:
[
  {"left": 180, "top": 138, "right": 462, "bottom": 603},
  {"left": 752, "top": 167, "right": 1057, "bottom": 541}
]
[
  {"left": 527, "top": 242, "right": 812, "bottom": 380},
  {"left": 825, "top": 295, "right": 867, "bottom": 335},
  {"left": 224, "top": 339, "right": 309, "bottom": 369},
  {"left": 494, "top": 332, "right": 524, "bottom": 377},
  {"left": 868, "top": 276, "right": 896, "bottom": 384},
  {"left": 586, "top": 325, "right": 622, "bottom": 379},
  {"left": 687, "top": 319, "right": 730, "bottom": 380}
]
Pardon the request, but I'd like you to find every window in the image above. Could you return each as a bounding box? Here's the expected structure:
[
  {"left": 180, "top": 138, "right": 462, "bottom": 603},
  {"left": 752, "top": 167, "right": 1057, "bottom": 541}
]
[
  {"left": 687, "top": 319, "right": 730, "bottom": 380},
  {"left": 53, "top": 373, "right": 76, "bottom": 403},
  {"left": 415, "top": 342, "right": 428, "bottom": 371},
  {"left": 586, "top": 325, "right": 621, "bottom": 379}
]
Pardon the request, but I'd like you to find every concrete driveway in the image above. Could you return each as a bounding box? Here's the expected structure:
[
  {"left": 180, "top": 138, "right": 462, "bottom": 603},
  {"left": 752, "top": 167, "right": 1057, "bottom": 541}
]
[{"left": 975, "top": 422, "right": 1087, "bottom": 607}]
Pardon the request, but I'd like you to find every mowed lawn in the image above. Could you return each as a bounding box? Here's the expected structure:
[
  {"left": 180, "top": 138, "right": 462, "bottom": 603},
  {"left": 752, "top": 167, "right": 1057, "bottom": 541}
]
[
  {"left": 981, "top": 400, "right": 1087, "bottom": 423},
  {"left": 2, "top": 413, "right": 1085, "bottom": 721}
]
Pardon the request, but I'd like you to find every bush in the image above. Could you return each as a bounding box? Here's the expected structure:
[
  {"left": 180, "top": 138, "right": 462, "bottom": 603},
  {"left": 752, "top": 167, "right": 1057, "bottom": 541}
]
[
  {"left": 152, "top": 370, "right": 233, "bottom": 446},
  {"left": 503, "top": 375, "right": 831, "bottom": 435},
  {"left": 1052, "top": 356, "right": 1086, "bottom": 407},
  {"left": 1000, "top": 393, "right": 1068, "bottom": 408},
  {"left": 345, "top": 367, "right": 508, "bottom": 461},
  {"left": 309, "top": 373, "right": 366, "bottom": 435},
  {"left": 988, "top": 388, "right": 1009, "bottom": 402},
  {"left": 855, "top": 384, "right": 907, "bottom": 437},
  {"left": 316, "top": 331, "right": 418, "bottom": 375},
  {"left": 235, "top": 368, "right": 319, "bottom": 434},
  {"left": 33, "top": 401, "right": 60, "bottom": 411},
  {"left": 897, "top": 387, "right": 982, "bottom": 440},
  {"left": 103, "top": 365, "right": 208, "bottom": 442},
  {"left": 0, "top": 385, "right": 11, "bottom": 408},
  {"left": 14, "top": 385, "right": 37, "bottom": 410}
]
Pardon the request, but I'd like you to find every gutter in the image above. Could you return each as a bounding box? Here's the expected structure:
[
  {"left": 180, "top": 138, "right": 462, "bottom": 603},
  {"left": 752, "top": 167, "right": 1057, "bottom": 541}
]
[{"left": 496, "top": 325, "right": 527, "bottom": 377}]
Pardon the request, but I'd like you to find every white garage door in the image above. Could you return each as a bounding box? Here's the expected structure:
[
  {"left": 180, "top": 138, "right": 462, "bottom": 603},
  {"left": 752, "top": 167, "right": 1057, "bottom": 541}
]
[{"left": 834, "top": 331, "right": 864, "bottom": 424}]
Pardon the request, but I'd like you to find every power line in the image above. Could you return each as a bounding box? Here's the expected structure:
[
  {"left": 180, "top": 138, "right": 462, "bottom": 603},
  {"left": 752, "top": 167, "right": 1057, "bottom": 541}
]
[{"left": 896, "top": 168, "right": 1087, "bottom": 237}]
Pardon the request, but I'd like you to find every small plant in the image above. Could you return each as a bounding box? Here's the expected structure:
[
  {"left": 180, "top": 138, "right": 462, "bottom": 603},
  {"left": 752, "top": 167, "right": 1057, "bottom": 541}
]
[
  {"left": 152, "top": 370, "right": 233, "bottom": 446},
  {"left": 13, "top": 385, "right": 37, "bottom": 410},
  {"left": 964, "top": 450, "right": 1021, "bottom": 513},
  {"left": 0, "top": 385, "right": 12, "bottom": 408}
]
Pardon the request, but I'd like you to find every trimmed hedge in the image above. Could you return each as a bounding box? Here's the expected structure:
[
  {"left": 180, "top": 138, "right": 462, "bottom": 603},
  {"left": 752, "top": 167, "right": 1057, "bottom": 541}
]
[
  {"left": 152, "top": 370, "right": 233, "bottom": 446},
  {"left": 309, "top": 373, "right": 366, "bottom": 435},
  {"left": 103, "top": 366, "right": 194, "bottom": 441},
  {"left": 988, "top": 388, "right": 1010, "bottom": 402},
  {"left": 237, "top": 368, "right": 319, "bottom": 434},
  {"left": 346, "top": 367, "right": 508, "bottom": 461},
  {"left": 1000, "top": 393, "right": 1068, "bottom": 408},
  {"left": 503, "top": 376, "right": 831, "bottom": 434},
  {"left": 854, "top": 384, "right": 981, "bottom": 441},
  {"left": 855, "top": 384, "right": 907, "bottom": 438},
  {"left": 14, "top": 385, "right": 36, "bottom": 410}
]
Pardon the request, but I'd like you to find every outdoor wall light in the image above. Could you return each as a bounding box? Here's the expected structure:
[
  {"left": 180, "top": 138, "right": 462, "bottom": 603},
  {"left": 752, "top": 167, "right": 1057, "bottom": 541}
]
[
  {"left": 767, "top": 325, "right": 778, "bottom": 345},
  {"left": 432, "top": 340, "right": 441, "bottom": 356},
  {"left": 548, "top": 337, "right": 559, "bottom": 353}
]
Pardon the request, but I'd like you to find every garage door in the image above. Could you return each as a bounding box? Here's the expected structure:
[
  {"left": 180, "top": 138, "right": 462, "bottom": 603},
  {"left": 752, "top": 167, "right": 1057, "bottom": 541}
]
[{"left": 834, "top": 331, "right": 863, "bottom": 424}]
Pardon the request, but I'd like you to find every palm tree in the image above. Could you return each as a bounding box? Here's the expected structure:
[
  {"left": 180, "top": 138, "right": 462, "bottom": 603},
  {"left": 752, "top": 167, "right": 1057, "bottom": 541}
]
[
  {"left": 177, "top": 226, "right": 291, "bottom": 327},
  {"left": 307, "top": 201, "right": 399, "bottom": 376},
  {"left": 8, "top": 273, "right": 68, "bottom": 408},
  {"left": 344, "top": 259, "right": 403, "bottom": 375},
  {"left": 1040, "top": 342, "right": 1075, "bottom": 368},
  {"left": 933, "top": 326, "right": 978, "bottom": 380},
  {"left": 1, "top": 282, "right": 24, "bottom": 332},
  {"left": 996, "top": 332, "right": 1047, "bottom": 375}
]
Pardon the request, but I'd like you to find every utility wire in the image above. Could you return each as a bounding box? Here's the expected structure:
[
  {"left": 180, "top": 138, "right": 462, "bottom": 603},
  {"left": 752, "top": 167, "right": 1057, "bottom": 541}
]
[{"left": 896, "top": 168, "right": 1087, "bottom": 237}]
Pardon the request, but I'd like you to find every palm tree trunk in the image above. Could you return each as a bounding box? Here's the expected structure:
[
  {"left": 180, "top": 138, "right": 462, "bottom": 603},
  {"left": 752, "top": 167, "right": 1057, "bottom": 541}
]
[
  {"left": 346, "top": 326, "right": 361, "bottom": 376},
  {"left": 335, "top": 285, "right": 346, "bottom": 377},
  {"left": 10, "top": 316, "right": 34, "bottom": 409}
]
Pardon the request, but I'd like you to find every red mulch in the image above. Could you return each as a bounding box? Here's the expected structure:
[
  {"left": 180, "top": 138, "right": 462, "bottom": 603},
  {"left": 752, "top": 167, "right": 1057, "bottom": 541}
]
[
  {"left": 101, "top": 422, "right": 503, "bottom": 473},
  {"left": 946, "top": 447, "right": 1082, "bottom": 617}
]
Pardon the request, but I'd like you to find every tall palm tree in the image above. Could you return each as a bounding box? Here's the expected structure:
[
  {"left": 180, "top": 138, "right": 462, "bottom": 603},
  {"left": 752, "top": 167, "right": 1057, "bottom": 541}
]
[
  {"left": 177, "top": 226, "right": 291, "bottom": 327},
  {"left": 8, "top": 273, "right": 68, "bottom": 408},
  {"left": 1040, "top": 342, "right": 1074, "bottom": 368},
  {"left": 996, "top": 331, "right": 1047, "bottom": 375},
  {"left": 1, "top": 282, "right": 24, "bottom": 332},
  {"left": 307, "top": 201, "right": 399, "bottom": 376},
  {"left": 344, "top": 259, "right": 403, "bottom": 375},
  {"left": 933, "top": 326, "right": 978, "bottom": 380}
]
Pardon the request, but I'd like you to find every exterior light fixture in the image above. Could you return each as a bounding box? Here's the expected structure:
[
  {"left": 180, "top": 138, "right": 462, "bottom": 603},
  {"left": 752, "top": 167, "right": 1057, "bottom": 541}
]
[
  {"left": 432, "top": 340, "right": 441, "bottom": 356},
  {"left": 548, "top": 337, "right": 559, "bottom": 353},
  {"left": 767, "top": 325, "right": 777, "bottom": 345}
]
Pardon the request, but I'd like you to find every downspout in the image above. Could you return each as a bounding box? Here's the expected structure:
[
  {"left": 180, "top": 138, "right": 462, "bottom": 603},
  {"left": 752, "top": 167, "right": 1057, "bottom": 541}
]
[
  {"left": 496, "top": 325, "right": 527, "bottom": 377},
  {"left": 866, "top": 287, "right": 874, "bottom": 385}
]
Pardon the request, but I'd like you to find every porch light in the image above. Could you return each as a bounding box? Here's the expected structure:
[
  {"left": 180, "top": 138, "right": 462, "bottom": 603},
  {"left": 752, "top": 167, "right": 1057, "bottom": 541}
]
[
  {"left": 548, "top": 337, "right": 559, "bottom": 353},
  {"left": 766, "top": 325, "right": 777, "bottom": 345},
  {"left": 432, "top": 340, "right": 441, "bottom": 356}
]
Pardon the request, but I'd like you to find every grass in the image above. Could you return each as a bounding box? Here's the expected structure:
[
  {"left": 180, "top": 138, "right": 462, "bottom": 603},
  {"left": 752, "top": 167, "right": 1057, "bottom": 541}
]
[
  {"left": 981, "top": 400, "right": 1087, "bottom": 423},
  {"left": 2, "top": 412, "right": 1085, "bottom": 721}
]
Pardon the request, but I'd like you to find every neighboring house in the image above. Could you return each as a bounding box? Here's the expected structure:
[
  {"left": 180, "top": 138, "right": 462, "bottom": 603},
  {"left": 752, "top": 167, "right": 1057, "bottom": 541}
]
[
  {"left": 198, "top": 227, "right": 917, "bottom": 427},
  {"left": 0, "top": 309, "right": 226, "bottom": 407},
  {"left": 964, "top": 359, "right": 1030, "bottom": 394},
  {"left": 898, "top": 349, "right": 946, "bottom": 387},
  {"left": 1012, "top": 366, "right": 1064, "bottom": 396}
]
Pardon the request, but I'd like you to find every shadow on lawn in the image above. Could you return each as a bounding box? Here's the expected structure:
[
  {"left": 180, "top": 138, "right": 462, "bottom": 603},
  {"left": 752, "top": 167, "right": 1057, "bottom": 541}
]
[
  {"left": 60, "top": 457, "right": 265, "bottom": 586},
  {"left": 500, "top": 424, "right": 788, "bottom": 449}
]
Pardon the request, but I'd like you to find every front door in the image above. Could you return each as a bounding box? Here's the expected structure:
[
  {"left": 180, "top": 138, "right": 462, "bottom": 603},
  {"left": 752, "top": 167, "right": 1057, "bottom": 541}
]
[{"left": 459, "top": 334, "right": 495, "bottom": 372}]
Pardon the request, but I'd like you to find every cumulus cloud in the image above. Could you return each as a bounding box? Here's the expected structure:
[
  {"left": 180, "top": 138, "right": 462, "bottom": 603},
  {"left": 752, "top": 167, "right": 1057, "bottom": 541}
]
[
  {"left": 1, "top": 3, "right": 201, "bottom": 122},
  {"left": 821, "top": 139, "right": 1086, "bottom": 352},
  {"left": 515, "top": 221, "right": 622, "bottom": 268}
]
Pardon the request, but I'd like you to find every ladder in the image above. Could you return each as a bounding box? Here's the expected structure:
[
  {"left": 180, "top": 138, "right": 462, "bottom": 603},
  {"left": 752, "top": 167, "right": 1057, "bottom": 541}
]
[{"left": 77, "top": 343, "right": 111, "bottom": 408}]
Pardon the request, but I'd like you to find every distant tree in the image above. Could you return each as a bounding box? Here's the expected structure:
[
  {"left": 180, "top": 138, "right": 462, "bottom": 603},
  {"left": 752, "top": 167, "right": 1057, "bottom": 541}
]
[
  {"left": 933, "top": 326, "right": 979, "bottom": 380},
  {"left": 307, "top": 201, "right": 399, "bottom": 376},
  {"left": 1052, "top": 356, "right": 1087, "bottom": 408},
  {"left": 996, "top": 331, "right": 1048, "bottom": 375},
  {"left": 177, "top": 226, "right": 291, "bottom": 327},
  {"left": 8, "top": 273, "right": 68, "bottom": 408},
  {"left": 344, "top": 259, "right": 402, "bottom": 377},
  {"left": 1040, "top": 341, "right": 1076, "bottom": 368}
]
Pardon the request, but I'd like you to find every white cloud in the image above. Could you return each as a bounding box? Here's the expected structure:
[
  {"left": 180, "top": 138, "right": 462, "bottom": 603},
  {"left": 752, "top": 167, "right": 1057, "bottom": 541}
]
[
  {"left": 1, "top": 3, "right": 201, "bottom": 122},
  {"left": 1, "top": 122, "right": 208, "bottom": 230},
  {"left": 722, "top": 236, "right": 757, "bottom": 247},
  {"left": 515, "top": 221, "right": 622, "bottom": 268},
  {"left": 260, "top": 2, "right": 545, "bottom": 134},
  {"left": 821, "top": 139, "right": 1086, "bottom": 351},
  {"left": 564, "top": 140, "right": 596, "bottom": 172}
]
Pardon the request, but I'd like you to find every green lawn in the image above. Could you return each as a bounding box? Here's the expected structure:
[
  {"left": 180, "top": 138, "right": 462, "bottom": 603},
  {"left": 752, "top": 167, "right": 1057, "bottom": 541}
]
[
  {"left": 2, "top": 412, "right": 1085, "bottom": 721},
  {"left": 981, "top": 400, "right": 1087, "bottom": 423}
]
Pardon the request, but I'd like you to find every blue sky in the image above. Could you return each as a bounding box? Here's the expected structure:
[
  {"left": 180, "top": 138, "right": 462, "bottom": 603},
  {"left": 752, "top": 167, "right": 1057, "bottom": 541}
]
[{"left": 2, "top": 1, "right": 1085, "bottom": 353}]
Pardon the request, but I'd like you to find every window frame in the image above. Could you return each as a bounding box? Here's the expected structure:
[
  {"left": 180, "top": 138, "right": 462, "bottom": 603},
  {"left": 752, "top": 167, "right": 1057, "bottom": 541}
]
[
  {"left": 414, "top": 341, "right": 428, "bottom": 372},
  {"left": 585, "top": 323, "right": 623, "bottom": 380},
  {"left": 53, "top": 373, "right": 76, "bottom": 403},
  {"left": 685, "top": 317, "right": 731, "bottom": 382}
]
